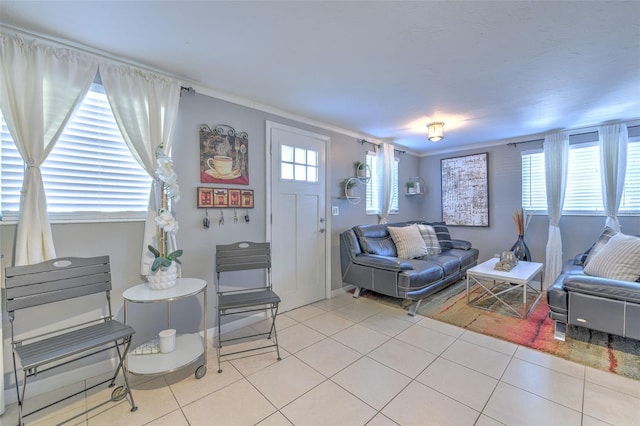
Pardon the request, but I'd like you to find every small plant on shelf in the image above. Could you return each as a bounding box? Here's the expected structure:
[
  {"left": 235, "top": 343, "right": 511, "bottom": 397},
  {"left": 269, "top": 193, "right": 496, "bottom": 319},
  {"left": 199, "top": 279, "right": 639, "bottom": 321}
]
[
  {"left": 354, "top": 161, "right": 366, "bottom": 178},
  {"left": 343, "top": 178, "right": 357, "bottom": 197},
  {"left": 406, "top": 180, "right": 416, "bottom": 194}
]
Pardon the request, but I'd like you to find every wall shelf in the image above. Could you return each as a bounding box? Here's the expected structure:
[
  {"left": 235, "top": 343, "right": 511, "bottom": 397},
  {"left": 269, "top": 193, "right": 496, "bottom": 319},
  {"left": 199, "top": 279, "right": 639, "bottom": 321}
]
[{"left": 405, "top": 176, "right": 425, "bottom": 196}]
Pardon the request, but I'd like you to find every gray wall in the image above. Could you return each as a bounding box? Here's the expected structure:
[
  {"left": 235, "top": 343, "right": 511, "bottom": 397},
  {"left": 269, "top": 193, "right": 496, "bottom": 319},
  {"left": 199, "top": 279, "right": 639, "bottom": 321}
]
[
  {"left": 2, "top": 89, "right": 638, "bottom": 393},
  {"left": 420, "top": 142, "right": 640, "bottom": 267}
]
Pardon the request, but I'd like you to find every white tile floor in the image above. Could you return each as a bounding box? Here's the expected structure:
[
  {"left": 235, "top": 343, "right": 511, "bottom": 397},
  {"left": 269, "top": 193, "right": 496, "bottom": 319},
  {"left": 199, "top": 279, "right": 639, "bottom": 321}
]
[{"left": 3, "top": 293, "right": 640, "bottom": 425}]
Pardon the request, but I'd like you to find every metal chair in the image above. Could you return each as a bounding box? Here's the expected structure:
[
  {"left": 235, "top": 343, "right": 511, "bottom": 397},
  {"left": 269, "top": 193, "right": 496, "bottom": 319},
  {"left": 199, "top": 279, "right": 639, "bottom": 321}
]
[
  {"left": 215, "top": 241, "right": 281, "bottom": 373},
  {"left": 5, "top": 256, "right": 137, "bottom": 425}
]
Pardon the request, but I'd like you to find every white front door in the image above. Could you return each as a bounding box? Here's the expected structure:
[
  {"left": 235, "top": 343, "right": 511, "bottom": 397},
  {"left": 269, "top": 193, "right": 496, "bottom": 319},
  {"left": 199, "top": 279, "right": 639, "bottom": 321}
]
[{"left": 266, "top": 121, "right": 329, "bottom": 312}]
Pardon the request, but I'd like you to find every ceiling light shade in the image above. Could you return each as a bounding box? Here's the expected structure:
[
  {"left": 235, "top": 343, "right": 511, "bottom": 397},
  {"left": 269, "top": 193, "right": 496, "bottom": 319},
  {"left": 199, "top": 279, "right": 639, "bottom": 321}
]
[{"left": 427, "top": 122, "right": 445, "bottom": 142}]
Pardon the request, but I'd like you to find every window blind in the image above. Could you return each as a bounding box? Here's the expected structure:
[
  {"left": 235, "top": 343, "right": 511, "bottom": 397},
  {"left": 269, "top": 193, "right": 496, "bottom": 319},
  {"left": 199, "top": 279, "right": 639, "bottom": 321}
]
[
  {"left": 0, "top": 83, "right": 152, "bottom": 221},
  {"left": 522, "top": 139, "right": 640, "bottom": 215}
]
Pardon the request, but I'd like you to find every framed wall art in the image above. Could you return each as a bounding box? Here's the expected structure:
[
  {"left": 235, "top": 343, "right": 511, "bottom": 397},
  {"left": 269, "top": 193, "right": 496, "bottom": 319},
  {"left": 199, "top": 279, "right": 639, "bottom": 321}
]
[
  {"left": 197, "top": 187, "right": 214, "bottom": 208},
  {"left": 200, "top": 124, "right": 249, "bottom": 185},
  {"left": 440, "top": 152, "right": 489, "bottom": 227},
  {"left": 197, "top": 187, "right": 254, "bottom": 209}
]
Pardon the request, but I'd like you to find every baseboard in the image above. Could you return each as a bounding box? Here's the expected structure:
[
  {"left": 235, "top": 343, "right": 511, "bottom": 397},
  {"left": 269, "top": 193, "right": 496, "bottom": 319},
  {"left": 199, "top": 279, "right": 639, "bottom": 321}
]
[
  {"left": 332, "top": 285, "right": 355, "bottom": 298},
  {"left": 3, "top": 312, "right": 269, "bottom": 406}
]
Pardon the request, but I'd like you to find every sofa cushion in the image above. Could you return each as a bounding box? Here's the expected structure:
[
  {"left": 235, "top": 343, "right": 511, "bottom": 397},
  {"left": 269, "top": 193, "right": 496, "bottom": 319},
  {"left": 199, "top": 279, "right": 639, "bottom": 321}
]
[
  {"left": 388, "top": 225, "right": 429, "bottom": 259},
  {"left": 584, "top": 233, "right": 640, "bottom": 282},
  {"left": 584, "top": 227, "right": 618, "bottom": 266},
  {"left": 416, "top": 224, "right": 442, "bottom": 255},
  {"left": 354, "top": 224, "right": 398, "bottom": 257},
  {"left": 429, "top": 222, "right": 453, "bottom": 250}
]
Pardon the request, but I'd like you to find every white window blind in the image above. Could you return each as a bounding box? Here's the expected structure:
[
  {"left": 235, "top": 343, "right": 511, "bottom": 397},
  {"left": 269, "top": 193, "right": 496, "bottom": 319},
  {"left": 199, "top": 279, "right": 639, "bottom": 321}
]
[
  {"left": 0, "top": 83, "right": 152, "bottom": 222},
  {"left": 365, "top": 150, "right": 399, "bottom": 215},
  {"left": 522, "top": 138, "right": 640, "bottom": 215}
]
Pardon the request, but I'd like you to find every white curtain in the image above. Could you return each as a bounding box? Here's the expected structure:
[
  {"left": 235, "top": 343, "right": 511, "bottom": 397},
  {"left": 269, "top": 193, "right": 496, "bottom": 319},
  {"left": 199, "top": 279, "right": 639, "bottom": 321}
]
[
  {"left": 378, "top": 142, "right": 395, "bottom": 224},
  {"left": 599, "top": 124, "right": 628, "bottom": 232},
  {"left": 99, "top": 62, "right": 181, "bottom": 275},
  {"left": 543, "top": 132, "right": 569, "bottom": 288},
  {"left": 0, "top": 35, "right": 97, "bottom": 265}
]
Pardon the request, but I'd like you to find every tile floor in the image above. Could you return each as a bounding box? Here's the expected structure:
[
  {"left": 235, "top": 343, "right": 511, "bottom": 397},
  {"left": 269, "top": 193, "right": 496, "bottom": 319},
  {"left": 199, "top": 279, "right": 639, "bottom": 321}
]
[{"left": 2, "top": 293, "right": 639, "bottom": 425}]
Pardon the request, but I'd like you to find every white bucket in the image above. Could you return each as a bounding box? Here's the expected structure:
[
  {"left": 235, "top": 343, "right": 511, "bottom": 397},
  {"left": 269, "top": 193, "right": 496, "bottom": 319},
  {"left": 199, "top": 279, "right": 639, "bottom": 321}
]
[{"left": 159, "top": 328, "right": 176, "bottom": 353}]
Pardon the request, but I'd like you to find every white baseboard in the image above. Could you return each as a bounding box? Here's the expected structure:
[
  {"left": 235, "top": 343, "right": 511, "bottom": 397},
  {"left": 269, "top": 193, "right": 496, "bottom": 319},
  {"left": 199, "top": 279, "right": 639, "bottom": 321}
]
[{"left": 332, "top": 285, "right": 354, "bottom": 298}]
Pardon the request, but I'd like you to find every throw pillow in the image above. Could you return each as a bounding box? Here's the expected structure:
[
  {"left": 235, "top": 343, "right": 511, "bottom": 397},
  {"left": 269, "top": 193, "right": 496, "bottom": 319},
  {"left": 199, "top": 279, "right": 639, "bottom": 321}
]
[
  {"left": 429, "top": 222, "right": 454, "bottom": 250},
  {"left": 584, "top": 233, "right": 640, "bottom": 282},
  {"left": 416, "top": 224, "right": 442, "bottom": 255},
  {"left": 584, "top": 227, "right": 618, "bottom": 266},
  {"left": 387, "top": 225, "right": 429, "bottom": 259}
]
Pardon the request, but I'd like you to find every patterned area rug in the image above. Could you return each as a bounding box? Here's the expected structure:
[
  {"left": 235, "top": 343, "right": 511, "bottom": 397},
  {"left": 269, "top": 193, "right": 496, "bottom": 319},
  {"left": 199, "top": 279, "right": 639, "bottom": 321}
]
[{"left": 360, "top": 280, "right": 640, "bottom": 381}]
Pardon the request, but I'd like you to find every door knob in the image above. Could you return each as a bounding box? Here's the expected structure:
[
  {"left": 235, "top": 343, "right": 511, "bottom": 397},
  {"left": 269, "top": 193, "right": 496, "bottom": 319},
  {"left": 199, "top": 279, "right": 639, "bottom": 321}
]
[{"left": 319, "top": 228, "right": 326, "bottom": 233}]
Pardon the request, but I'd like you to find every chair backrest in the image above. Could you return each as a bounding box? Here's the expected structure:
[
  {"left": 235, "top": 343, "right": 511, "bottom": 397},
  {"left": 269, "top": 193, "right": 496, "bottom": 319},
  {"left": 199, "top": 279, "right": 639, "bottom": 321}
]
[
  {"left": 5, "top": 256, "right": 112, "bottom": 314},
  {"left": 215, "top": 241, "right": 271, "bottom": 273}
]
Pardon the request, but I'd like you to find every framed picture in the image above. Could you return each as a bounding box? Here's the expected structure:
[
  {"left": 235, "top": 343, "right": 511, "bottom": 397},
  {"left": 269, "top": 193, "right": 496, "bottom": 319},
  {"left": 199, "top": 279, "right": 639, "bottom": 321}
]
[
  {"left": 440, "top": 152, "right": 489, "bottom": 227},
  {"left": 200, "top": 124, "right": 249, "bottom": 185},
  {"left": 241, "top": 190, "right": 254, "bottom": 208},
  {"left": 228, "top": 189, "right": 241, "bottom": 207},
  {"left": 197, "top": 187, "right": 214, "bottom": 208},
  {"left": 212, "top": 189, "right": 229, "bottom": 207}
]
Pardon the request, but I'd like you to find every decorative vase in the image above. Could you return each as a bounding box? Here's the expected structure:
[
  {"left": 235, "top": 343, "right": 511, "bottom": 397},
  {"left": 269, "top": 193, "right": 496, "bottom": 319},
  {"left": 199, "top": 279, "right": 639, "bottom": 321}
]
[
  {"left": 510, "top": 235, "right": 532, "bottom": 261},
  {"left": 147, "top": 262, "right": 178, "bottom": 290}
]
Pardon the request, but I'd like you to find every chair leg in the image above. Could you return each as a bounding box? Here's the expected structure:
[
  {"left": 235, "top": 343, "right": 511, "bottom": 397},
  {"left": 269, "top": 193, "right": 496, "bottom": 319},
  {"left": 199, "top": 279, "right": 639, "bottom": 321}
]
[
  {"left": 554, "top": 321, "right": 567, "bottom": 341},
  {"left": 217, "top": 309, "right": 223, "bottom": 373},
  {"left": 407, "top": 299, "right": 422, "bottom": 316},
  {"left": 115, "top": 336, "right": 137, "bottom": 412},
  {"left": 269, "top": 303, "right": 282, "bottom": 361}
]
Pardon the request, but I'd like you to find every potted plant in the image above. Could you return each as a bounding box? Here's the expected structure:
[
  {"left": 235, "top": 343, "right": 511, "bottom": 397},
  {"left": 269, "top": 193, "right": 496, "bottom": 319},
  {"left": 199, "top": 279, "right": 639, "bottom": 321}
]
[
  {"left": 343, "top": 178, "right": 357, "bottom": 197},
  {"left": 354, "top": 161, "right": 367, "bottom": 178},
  {"left": 147, "top": 145, "right": 183, "bottom": 290},
  {"left": 406, "top": 180, "right": 416, "bottom": 194}
]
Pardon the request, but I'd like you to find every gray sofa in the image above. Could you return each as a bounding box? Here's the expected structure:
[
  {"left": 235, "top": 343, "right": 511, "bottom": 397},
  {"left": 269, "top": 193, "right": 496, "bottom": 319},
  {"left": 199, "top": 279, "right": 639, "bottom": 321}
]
[
  {"left": 547, "top": 231, "right": 640, "bottom": 341},
  {"left": 340, "top": 221, "right": 479, "bottom": 315}
]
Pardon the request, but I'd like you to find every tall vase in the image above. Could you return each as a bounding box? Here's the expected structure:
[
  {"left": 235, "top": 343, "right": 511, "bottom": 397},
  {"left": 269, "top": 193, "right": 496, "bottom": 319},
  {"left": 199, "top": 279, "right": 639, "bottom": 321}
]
[
  {"left": 147, "top": 262, "right": 178, "bottom": 290},
  {"left": 511, "top": 235, "right": 532, "bottom": 261}
]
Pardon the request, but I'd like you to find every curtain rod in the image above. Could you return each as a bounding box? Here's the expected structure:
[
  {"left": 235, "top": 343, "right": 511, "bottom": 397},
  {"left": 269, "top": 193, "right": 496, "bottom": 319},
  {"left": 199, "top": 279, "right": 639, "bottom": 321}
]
[{"left": 359, "top": 139, "right": 405, "bottom": 155}]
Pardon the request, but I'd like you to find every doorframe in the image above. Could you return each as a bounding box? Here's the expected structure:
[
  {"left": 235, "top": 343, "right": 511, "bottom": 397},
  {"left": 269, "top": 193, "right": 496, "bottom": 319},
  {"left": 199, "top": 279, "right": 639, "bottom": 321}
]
[{"left": 265, "top": 120, "right": 332, "bottom": 303}]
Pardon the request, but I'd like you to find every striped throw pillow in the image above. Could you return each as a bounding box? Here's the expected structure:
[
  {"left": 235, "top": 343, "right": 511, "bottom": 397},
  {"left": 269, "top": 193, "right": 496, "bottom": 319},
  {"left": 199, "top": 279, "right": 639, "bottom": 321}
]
[
  {"left": 584, "top": 227, "right": 618, "bottom": 266},
  {"left": 429, "top": 222, "right": 453, "bottom": 250},
  {"left": 584, "top": 233, "right": 640, "bottom": 282},
  {"left": 416, "top": 224, "right": 442, "bottom": 255},
  {"left": 387, "top": 225, "right": 429, "bottom": 259}
]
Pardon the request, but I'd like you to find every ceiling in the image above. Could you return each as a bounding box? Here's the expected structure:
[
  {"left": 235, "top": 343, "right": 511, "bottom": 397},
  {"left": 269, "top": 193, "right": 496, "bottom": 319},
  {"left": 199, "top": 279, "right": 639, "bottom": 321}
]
[{"left": 1, "top": 1, "right": 639, "bottom": 154}]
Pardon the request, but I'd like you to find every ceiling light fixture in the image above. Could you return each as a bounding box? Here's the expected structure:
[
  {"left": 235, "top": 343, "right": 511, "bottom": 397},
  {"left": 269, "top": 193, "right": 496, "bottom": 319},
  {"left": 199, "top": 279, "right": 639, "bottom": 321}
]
[{"left": 427, "top": 122, "right": 445, "bottom": 142}]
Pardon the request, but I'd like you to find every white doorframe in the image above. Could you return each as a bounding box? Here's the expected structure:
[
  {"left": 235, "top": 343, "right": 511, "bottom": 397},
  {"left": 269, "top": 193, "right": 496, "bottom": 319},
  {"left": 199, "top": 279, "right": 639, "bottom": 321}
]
[{"left": 265, "top": 120, "right": 332, "bottom": 303}]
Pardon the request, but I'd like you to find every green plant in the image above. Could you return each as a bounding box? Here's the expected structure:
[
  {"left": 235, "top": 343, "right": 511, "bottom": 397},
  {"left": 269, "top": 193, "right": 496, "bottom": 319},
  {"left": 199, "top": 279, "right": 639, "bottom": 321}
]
[
  {"left": 406, "top": 181, "right": 416, "bottom": 189},
  {"left": 148, "top": 245, "right": 183, "bottom": 272},
  {"left": 343, "top": 178, "right": 357, "bottom": 189}
]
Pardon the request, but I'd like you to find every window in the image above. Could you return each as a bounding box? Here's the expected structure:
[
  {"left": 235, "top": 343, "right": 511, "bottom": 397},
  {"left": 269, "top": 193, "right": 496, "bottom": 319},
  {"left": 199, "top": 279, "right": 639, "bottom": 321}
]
[
  {"left": 365, "top": 151, "right": 399, "bottom": 215},
  {"left": 280, "top": 144, "right": 318, "bottom": 182},
  {"left": 0, "top": 83, "right": 153, "bottom": 222},
  {"left": 521, "top": 138, "right": 640, "bottom": 215}
]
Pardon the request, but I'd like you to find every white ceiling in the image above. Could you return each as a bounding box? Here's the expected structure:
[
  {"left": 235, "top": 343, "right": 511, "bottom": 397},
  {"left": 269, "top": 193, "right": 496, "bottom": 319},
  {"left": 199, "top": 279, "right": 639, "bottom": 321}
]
[{"left": 1, "top": 1, "right": 639, "bottom": 154}]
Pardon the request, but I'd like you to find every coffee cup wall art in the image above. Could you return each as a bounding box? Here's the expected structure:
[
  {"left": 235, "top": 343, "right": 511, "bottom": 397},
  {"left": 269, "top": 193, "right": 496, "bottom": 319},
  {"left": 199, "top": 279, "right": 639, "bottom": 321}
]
[{"left": 200, "top": 124, "right": 249, "bottom": 184}]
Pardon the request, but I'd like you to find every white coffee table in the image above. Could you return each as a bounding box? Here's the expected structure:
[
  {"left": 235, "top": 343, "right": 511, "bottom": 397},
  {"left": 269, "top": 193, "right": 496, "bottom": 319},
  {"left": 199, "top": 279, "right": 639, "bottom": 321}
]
[{"left": 466, "top": 258, "right": 544, "bottom": 318}]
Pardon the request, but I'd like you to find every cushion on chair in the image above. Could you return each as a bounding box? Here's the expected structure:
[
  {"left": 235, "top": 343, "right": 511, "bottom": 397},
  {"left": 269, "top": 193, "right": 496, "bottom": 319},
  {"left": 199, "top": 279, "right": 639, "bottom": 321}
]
[
  {"left": 428, "top": 222, "right": 454, "bottom": 250},
  {"left": 584, "top": 227, "right": 618, "bottom": 266},
  {"left": 416, "top": 224, "right": 442, "bottom": 255},
  {"left": 388, "top": 225, "right": 429, "bottom": 259},
  {"left": 584, "top": 233, "right": 640, "bottom": 282}
]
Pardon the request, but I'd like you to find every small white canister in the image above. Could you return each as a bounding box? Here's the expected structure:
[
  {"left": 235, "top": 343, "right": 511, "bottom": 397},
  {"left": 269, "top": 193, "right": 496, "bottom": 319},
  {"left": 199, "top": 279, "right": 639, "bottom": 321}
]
[{"left": 159, "top": 328, "right": 176, "bottom": 353}]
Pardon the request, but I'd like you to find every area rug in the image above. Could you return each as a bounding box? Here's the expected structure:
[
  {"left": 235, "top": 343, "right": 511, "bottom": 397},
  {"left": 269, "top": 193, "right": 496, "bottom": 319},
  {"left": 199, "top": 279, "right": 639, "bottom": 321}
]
[{"left": 359, "top": 281, "right": 640, "bottom": 381}]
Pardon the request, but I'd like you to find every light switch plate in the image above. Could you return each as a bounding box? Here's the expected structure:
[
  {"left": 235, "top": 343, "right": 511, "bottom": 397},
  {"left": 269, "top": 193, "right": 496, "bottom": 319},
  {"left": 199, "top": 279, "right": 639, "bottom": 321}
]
[{"left": 331, "top": 206, "right": 339, "bottom": 216}]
